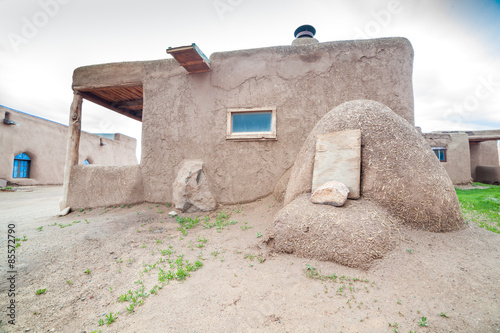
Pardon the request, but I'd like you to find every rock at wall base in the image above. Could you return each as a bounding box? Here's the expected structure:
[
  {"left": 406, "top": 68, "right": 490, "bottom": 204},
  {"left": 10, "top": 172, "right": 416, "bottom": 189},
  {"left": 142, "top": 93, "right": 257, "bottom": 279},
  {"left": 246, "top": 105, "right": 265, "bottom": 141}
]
[
  {"left": 57, "top": 207, "right": 71, "bottom": 217},
  {"left": 172, "top": 160, "right": 217, "bottom": 213}
]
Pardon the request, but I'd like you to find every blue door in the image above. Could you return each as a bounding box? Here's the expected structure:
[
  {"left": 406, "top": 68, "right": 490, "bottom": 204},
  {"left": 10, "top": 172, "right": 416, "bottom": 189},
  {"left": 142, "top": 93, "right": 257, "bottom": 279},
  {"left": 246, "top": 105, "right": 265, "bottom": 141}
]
[{"left": 13, "top": 153, "right": 30, "bottom": 178}]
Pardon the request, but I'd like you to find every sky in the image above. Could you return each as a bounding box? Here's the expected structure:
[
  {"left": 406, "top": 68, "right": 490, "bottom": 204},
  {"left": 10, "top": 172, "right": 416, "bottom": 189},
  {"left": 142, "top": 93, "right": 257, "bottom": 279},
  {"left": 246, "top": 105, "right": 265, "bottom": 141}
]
[{"left": 1, "top": 0, "right": 499, "bottom": 160}]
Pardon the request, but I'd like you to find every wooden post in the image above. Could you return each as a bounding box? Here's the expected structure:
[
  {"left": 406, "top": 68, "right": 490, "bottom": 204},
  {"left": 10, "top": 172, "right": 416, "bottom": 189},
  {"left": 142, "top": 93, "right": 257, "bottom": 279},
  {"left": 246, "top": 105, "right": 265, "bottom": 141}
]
[{"left": 59, "top": 92, "right": 83, "bottom": 211}]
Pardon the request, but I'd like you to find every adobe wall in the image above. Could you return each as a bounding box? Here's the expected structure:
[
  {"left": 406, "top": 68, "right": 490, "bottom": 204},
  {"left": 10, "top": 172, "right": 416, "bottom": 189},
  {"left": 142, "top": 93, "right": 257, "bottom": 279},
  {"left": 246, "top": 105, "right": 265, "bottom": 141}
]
[
  {"left": 470, "top": 141, "right": 500, "bottom": 180},
  {"left": 423, "top": 133, "right": 472, "bottom": 184},
  {"left": 72, "top": 37, "right": 414, "bottom": 205},
  {"left": 67, "top": 165, "right": 144, "bottom": 208},
  {"left": 0, "top": 106, "right": 137, "bottom": 185}
]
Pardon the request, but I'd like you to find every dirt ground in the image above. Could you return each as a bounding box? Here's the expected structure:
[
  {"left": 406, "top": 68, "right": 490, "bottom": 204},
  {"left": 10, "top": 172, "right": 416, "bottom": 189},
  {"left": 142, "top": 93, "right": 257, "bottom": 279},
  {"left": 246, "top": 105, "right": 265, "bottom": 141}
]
[{"left": 1, "top": 186, "right": 499, "bottom": 333}]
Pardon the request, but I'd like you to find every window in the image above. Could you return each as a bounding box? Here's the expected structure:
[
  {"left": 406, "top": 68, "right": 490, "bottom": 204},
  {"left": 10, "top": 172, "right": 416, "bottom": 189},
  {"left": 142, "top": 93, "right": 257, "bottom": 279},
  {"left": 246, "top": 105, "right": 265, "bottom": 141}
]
[
  {"left": 432, "top": 147, "right": 447, "bottom": 162},
  {"left": 83, "top": 159, "right": 90, "bottom": 165},
  {"left": 226, "top": 107, "right": 276, "bottom": 140},
  {"left": 13, "top": 153, "right": 31, "bottom": 178}
]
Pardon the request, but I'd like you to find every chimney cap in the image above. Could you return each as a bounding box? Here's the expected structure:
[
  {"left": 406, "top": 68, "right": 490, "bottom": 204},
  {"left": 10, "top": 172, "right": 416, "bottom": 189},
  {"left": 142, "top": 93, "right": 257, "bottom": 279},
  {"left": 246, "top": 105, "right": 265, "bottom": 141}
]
[{"left": 294, "top": 25, "right": 316, "bottom": 38}]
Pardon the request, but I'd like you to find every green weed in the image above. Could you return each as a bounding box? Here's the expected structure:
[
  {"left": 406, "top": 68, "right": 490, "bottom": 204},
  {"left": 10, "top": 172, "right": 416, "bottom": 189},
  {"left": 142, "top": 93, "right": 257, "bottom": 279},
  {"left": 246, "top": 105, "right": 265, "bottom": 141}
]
[
  {"left": 455, "top": 184, "right": 500, "bottom": 233},
  {"left": 105, "top": 312, "right": 118, "bottom": 325},
  {"left": 35, "top": 288, "right": 47, "bottom": 295},
  {"left": 240, "top": 222, "right": 252, "bottom": 230},
  {"left": 418, "top": 316, "right": 428, "bottom": 327}
]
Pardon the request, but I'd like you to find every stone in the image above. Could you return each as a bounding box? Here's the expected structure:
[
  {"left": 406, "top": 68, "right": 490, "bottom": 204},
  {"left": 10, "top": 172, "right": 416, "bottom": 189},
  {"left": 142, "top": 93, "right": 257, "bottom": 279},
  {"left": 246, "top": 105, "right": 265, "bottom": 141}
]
[
  {"left": 57, "top": 207, "right": 71, "bottom": 217},
  {"left": 169, "top": 211, "right": 178, "bottom": 217},
  {"left": 284, "top": 99, "right": 464, "bottom": 232},
  {"left": 312, "top": 130, "right": 361, "bottom": 199},
  {"left": 0, "top": 179, "right": 7, "bottom": 188},
  {"left": 172, "top": 160, "right": 217, "bottom": 213},
  {"left": 311, "top": 180, "right": 349, "bottom": 206}
]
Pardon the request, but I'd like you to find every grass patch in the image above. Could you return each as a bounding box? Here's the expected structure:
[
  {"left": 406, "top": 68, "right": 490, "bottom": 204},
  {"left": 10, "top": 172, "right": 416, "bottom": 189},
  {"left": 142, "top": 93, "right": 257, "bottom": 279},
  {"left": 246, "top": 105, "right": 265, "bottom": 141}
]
[{"left": 455, "top": 183, "right": 500, "bottom": 234}]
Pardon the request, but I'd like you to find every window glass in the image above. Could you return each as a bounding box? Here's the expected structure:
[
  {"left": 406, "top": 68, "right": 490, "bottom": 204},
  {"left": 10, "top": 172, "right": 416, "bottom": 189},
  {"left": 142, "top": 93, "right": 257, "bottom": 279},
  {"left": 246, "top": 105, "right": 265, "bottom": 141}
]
[
  {"left": 232, "top": 112, "right": 272, "bottom": 133},
  {"left": 432, "top": 147, "right": 446, "bottom": 162}
]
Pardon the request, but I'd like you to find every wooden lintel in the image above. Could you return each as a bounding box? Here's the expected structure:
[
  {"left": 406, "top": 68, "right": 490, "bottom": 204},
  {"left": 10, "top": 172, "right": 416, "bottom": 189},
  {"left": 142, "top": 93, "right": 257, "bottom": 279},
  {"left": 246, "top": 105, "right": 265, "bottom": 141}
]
[
  {"left": 72, "top": 82, "right": 142, "bottom": 91},
  {"left": 78, "top": 91, "right": 142, "bottom": 122}
]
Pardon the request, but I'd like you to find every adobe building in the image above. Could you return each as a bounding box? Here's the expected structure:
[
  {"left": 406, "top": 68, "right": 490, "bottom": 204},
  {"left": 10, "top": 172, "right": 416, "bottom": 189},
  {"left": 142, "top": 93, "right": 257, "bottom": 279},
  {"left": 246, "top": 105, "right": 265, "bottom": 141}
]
[
  {"left": 0, "top": 105, "right": 137, "bottom": 186},
  {"left": 423, "top": 130, "right": 500, "bottom": 185},
  {"left": 62, "top": 27, "right": 469, "bottom": 268},
  {"left": 60, "top": 30, "right": 415, "bottom": 210}
]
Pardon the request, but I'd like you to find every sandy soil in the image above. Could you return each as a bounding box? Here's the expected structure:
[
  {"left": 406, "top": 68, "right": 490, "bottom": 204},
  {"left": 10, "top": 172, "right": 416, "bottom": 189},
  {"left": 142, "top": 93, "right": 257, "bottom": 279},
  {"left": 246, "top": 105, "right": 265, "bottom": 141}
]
[{"left": 1, "top": 186, "right": 499, "bottom": 333}]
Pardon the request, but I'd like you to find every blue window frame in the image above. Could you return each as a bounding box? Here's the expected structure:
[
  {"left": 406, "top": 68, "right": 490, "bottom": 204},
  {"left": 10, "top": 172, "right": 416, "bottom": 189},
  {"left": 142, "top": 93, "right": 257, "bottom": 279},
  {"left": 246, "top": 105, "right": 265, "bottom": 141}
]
[
  {"left": 13, "top": 153, "right": 31, "bottom": 178},
  {"left": 83, "top": 159, "right": 90, "bottom": 165},
  {"left": 432, "top": 147, "right": 447, "bottom": 162}
]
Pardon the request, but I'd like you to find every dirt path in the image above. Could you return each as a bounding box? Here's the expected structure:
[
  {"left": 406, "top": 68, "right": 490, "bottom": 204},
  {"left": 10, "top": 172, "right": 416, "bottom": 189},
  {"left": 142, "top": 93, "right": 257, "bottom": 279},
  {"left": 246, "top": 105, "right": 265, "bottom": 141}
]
[{"left": 0, "top": 187, "right": 499, "bottom": 333}]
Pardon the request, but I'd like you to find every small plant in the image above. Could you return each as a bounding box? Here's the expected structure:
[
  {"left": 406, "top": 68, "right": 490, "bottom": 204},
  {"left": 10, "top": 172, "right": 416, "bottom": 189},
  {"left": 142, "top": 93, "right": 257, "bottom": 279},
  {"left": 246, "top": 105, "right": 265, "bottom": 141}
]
[
  {"left": 256, "top": 232, "right": 262, "bottom": 238},
  {"left": 98, "top": 318, "right": 105, "bottom": 326},
  {"left": 397, "top": 299, "right": 402, "bottom": 305},
  {"left": 165, "top": 202, "right": 172, "bottom": 207},
  {"left": 105, "top": 312, "right": 118, "bottom": 325},
  {"left": 36, "top": 226, "right": 43, "bottom": 231},
  {"left": 240, "top": 222, "right": 252, "bottom": 230},
  {"left": 84, "top": 269, "right": 91, "bottom": 274},
  {"left": 407, "top": 249, "right": 413, "bottom": 254},
  {"left": 418, "top": 316, "right": 428, "bottom": 327},
  {"left": 116, "top": 258, "right": 123, "bottom": 263},
  {"left": 439, "top": 312, "right": 449, "bottom": 318},
  {"left": 67, "top": 280, "right": 72, "bottom": 284},
  {"left": 35, "top": 288, "right": 47, "bottom": 295},
  {"left": 244, "top": 253, "right": 256, "bottom": 261}
]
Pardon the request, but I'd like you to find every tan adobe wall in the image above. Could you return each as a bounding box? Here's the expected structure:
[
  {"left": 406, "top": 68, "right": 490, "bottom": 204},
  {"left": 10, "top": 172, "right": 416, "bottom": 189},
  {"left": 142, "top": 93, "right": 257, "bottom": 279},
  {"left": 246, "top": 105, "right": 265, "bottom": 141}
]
[
  {"left": 423, "top": 133, "right": 472, "bottom": 184},
  {"left": 0, "top": 107, "right": 137, "bottom": 185},
  {"left": 72, "top": 37, "right": 414, "bottom": 206},
  {"left": 470, "top": 140, "right": 500, "bottom": 180},
  {"left": 67, "top": 165, "right": 143, "bottom": 208}
]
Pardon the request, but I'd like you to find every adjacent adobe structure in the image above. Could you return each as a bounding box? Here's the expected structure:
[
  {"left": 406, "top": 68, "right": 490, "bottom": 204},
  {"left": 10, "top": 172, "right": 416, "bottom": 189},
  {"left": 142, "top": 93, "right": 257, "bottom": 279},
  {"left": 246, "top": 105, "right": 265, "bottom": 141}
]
[
  {"left": 423, "top": 130, "right": 500, "bottom": 185},
  {"left": 0, "top": 105, "right": 137, "bottom": 186},
  {"left": 61, "top": 34, "right": 415, "bottom": 210}
]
